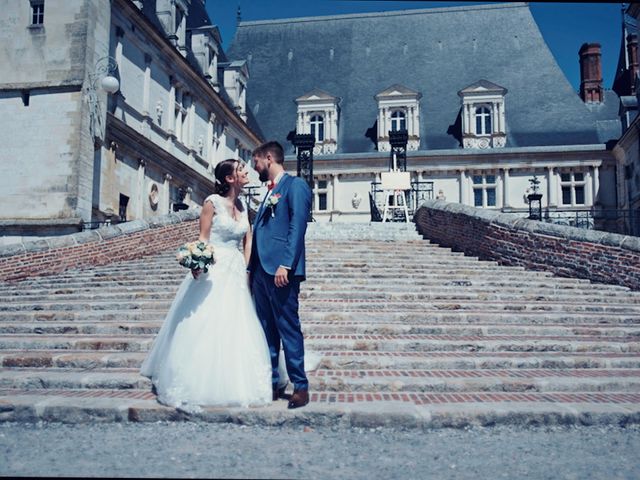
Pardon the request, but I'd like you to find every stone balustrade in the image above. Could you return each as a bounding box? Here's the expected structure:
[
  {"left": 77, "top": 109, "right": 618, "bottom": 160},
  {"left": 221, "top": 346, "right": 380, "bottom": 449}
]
[{"left": 414, "top": 199, "right": 640, "bottom": 291}]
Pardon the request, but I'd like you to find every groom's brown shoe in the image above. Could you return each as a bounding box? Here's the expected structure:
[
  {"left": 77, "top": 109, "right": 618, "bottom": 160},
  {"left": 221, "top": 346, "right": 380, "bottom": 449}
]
[{"left": 287, "top": 389, "right": 309, "bottom": 409}]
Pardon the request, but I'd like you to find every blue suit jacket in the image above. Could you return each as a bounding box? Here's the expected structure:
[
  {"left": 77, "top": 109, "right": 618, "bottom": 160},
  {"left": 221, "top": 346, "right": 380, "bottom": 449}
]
[{"left": 249, "top": 173, "right": 312, "bottom": 280}]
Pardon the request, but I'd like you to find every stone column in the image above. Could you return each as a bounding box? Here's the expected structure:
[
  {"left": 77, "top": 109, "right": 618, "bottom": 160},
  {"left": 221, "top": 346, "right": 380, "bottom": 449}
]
[
  {"left": 143, "top": 54, "right": 152, "bottom": 116},
  {"left": 332, "top": 174, "right": 340, "bottom": 212},
  {"left": 188, "top": 102, "right": 196, "bottom": 149},
  {"left": 547, "top": 166, "right": 557, "bottom": 207},
  {"left": 185, "top": 186, "right": 193, "bottom": 206},
  {"left": 206, "top": 114, "right": 214, "bottom": 169},
  {"left": 168, "top": 84, "right": 176, "bottom": 134},
  {"left": 502, "top": 168, "right": 510, "bottom": 208},
  {"left": 162, "top": 173, "right": 172, "bottom": 215},
  {"left": 459, "top": 170, "right": 468, "bottom": 205},
  {"left": 136, "top": 159, "right": 146, "bottom": 219},
  {"left": 585, "top": 168, "right": 593, "bottom": 205},
  {"left": 593, "top": 165, "right": 600, "bottom": 204},
  {"left": 497, "top": 169, "right": 504, "bottom": 209}
]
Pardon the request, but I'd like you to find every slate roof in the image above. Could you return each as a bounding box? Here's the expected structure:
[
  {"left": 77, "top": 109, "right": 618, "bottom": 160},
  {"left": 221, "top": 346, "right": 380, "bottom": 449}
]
[{"left": 226, "top": 2, "right": 622, "bottom": 155}]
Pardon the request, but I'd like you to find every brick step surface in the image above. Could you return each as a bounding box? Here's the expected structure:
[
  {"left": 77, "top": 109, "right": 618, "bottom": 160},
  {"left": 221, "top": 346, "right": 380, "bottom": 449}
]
[
  {"left": 2, "top": 309, "right": 640, "bottom": 326},
  {"left": 1, "top": 289, "right": 637, "bottom": 305},
  {"left": 1, "top": 368, "right": 639, "bottom": 394},
  {"left": 0, "top": 276, "right": 627, "bottom": 292},
  {"left": 1, "top": 320, "right": 639, "bottom": 338},
  {"left": 1, "top": 333, "right": 638, "bottom": 353},
  {"left": 3, "top": 349, "right": 640, "bottom": 370},
  {"left": 3, "top": 298, "right": 640, "bottom": 314}
]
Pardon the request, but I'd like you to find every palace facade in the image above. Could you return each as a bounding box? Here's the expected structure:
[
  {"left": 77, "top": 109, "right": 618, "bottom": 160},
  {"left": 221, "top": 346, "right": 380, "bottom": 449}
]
[
  {"left": 0, "top": 0, "right": 262, "bottom": 243},
  {"left": 227, "top": 2, "right": 631, "bottom": 231}
]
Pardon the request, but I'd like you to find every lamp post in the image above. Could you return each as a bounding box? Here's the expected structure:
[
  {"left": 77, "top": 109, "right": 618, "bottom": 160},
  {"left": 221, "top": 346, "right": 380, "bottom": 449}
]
[
  {"left": 85, "top": 56, "right": 120, "bottom": 143},
  {"left": 293, "top": 133, "right": 315, "bottom": 222},
  {"left": 527, "top": 175, "right": 543, "bottom": 220},
  {"left": 388, "top": 129, "right": 408, "bottom": 171}
]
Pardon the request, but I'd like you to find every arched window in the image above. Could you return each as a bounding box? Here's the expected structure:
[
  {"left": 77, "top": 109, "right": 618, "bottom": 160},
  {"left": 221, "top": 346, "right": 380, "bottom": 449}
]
[
  {"left": 475, "top": 106, "right": 492, "bottom": 135},
  {"left": 390, "top": 110, "right": 406, "bottom": 131},
  {"left": 310, "top": 114, "right": 324, "bottom": 142}
]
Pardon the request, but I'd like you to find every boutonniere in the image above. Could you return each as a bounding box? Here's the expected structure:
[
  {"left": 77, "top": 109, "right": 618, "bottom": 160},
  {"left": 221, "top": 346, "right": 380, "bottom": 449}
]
[{"left": 267, "top": 193, "right": 281, "bottom": 218}]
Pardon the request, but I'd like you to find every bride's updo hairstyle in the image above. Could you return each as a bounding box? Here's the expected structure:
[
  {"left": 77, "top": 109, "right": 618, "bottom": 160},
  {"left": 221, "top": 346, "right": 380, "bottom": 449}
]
[{"left": 213, "top": 159, "right": 239, "bottom": 196}]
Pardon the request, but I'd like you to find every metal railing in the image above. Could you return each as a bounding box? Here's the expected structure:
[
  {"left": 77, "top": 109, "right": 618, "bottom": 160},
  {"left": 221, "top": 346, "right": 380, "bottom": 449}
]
[
  {"left": 501, "top": 207, "right": 639, "bottom": 236},
  {"left": 82, "top": 219, "right": 126, "bottom": 231},
  {"left": 370, "top": 180, "right": 434, "bottom": 222}
]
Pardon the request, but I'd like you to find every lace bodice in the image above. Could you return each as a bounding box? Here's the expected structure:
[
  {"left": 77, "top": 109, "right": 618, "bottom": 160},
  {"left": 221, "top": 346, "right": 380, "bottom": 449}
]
[{"left": 205, "top": 194, "right": 249, "bottom": 251}]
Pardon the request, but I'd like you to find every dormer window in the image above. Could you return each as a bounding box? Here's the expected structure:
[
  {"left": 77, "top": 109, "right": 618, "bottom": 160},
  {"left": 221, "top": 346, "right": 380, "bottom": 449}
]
[
  {"left": 475, "top": 106, "right": 492, "bottom": 135},
  {"left": 219, "top": 60, "right": 249, "bottom": 121},
  {"left": 390, "top": 110, "right": 407, "bottom": 132},
  {"left": 295, "top": 89, "right": 340, "bottom": 155},
  {"left": 458, "top": 80, "right": 507, "bottom": 149},
  {"left": 375, "top": 84, "right": 421, "bottom": 151},
  {"left": 310, "top": 115, "right": 325, "bottom": 142}
]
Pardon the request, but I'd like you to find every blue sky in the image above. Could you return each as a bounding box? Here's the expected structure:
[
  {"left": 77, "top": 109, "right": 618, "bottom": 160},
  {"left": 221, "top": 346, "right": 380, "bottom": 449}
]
[{"left": 206, "top": 1, "right": 624, "bottom": 93}]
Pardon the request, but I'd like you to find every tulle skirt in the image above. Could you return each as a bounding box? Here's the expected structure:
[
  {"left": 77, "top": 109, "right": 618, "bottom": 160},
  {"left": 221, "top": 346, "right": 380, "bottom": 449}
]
[{"left": 140, "top": 247, "right": 273, "bottom": 411}]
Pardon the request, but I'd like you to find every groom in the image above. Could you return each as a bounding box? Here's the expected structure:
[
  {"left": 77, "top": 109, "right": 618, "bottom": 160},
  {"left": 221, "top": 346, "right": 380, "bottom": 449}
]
[{"left": 249, "top": 141, "right": 312, "bottom": 409}]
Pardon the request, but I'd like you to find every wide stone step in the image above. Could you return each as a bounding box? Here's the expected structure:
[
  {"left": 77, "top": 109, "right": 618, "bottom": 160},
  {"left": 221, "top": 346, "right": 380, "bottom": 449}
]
[
  {"left": 304, "top": 334, "right": 640, "bottom": 353},
  {"left": 0, "top": 368, "right": 151, "bottom": 390},
  {"left": 3, "top": 298, "right": 640, "bottom": 314},
  {"left": 2, "top": 320, "right": 640, "bottom": 338},
  {"left": 0, "top": 335, "right": 155, "bottom": 352},
  {"left": 1, "top": 288, "right": 638, "bottom": 305},
  {"left": 2, "top": 388, "right": 639, "bottom": 427},
  {"left": 319, "top": 351, "right": 640, "bottom": 370},
  {"left": 2, "top": 309, "right": 639, "bottom": 326},
  {"left": 4, "top": 349, "right": 640, "bottom": 370},
  {"left": 0, "top": 349, "right": 148, "bottom": 368},
  {"left": 1, "top": 367, "right": 638, "bottom": 394},
  {"left": 309, "top": 368, "right": 640, "bottom": 393},
  {"left": 298, "top": 290, "right": 640, "bottom": 304},
  {"left": 299, "top": 299, "right": 640, "bottom": 314},
  {"left": 0, "top": 276, "right": 627, "bottom": 293},
  {"left": 2, "top": 333, "right": 637, "bottom": 353},
  {"left": 1, "top": 275, "right": 604, "bottom": 294}
]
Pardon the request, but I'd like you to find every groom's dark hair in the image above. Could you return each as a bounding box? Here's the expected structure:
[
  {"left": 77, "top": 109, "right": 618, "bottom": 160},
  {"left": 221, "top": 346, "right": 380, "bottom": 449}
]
[{"left": 253, "top": 141, "right": 284, "bottom": 164}]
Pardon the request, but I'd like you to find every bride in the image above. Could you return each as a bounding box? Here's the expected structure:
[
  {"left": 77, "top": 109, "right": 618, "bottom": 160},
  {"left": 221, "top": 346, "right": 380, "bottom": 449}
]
[{"left": 140, "top": 159, "right": 273, "bottom": 412}]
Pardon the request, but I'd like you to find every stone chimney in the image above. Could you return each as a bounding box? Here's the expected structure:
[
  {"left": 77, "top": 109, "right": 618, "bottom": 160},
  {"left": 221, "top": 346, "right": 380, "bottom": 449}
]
[
  {"left": 579, "top": 43, "right": 603, "bottom": 103},
  {"left": 627, "top": 33, "right": 639, "bottom": 94}
]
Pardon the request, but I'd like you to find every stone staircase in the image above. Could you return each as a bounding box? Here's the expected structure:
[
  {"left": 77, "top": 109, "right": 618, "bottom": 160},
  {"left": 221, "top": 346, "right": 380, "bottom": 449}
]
[{"left": 1, "top": 222, "right": 640, "bottom": 427}]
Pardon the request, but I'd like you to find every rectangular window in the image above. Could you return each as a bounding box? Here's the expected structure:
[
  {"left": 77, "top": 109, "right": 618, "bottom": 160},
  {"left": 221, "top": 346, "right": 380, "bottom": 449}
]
[
  {"left": 486, "top": 188, "right": 496, "bottom": 207},
  {"left": 472, "top": 173, "right": 497, "bottom": 208},
  {"left": 31, "top": 0, "right": 44, "bottom": 25},
  {"left": 119, "top": 194, "right": 129, "bottom": 222},
  {"left": 31, "top": 1, "right": 44, "bottom": 25},
  {"left": 315, "top": 179, "right": 329, "bottom": 211},
  {"left": 318, "top": 193, "right": 328, "bottom": 211},
  {"left": 473, "top": 189, "right": 483, "bottom": 207},
  {"left": 559, "top": 171, "right": 586, "bottom": 206}
]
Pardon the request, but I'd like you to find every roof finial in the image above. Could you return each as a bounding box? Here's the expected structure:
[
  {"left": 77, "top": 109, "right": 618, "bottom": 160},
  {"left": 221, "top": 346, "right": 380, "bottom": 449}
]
[{"left": 237, "top": 4, "right": 242, "bottom": 26}]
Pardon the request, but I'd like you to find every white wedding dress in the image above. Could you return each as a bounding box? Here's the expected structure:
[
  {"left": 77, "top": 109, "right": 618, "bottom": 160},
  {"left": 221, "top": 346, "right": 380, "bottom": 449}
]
[{"left": 140, "top": 193, "right": 273, "bottom": 412}]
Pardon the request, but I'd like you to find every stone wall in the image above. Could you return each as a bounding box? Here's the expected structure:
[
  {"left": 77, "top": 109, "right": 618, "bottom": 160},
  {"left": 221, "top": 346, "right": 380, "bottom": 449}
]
[
  {"left": 414, "top": 199, "right": 640, "bottom": 291},
  {"left": 0, "top": 210, "right": 200, "bottom": 282}
]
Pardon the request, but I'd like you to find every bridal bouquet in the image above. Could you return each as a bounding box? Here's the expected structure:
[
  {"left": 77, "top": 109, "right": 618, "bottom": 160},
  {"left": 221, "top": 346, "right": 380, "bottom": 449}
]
[{"left": 176, "top": 241, "right": 216, "bottom": 273}]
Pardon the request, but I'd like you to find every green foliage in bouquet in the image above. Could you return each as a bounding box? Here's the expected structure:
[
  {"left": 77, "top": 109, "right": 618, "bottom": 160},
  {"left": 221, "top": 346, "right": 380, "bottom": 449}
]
[{"left": 176, "top": 241, "right": 216, "bottom": 273}]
